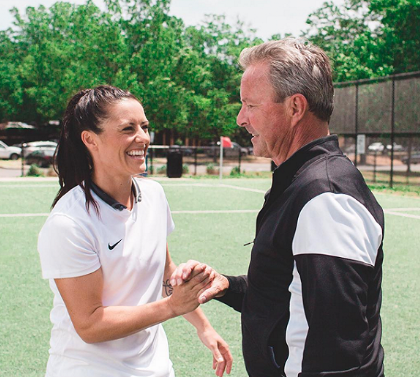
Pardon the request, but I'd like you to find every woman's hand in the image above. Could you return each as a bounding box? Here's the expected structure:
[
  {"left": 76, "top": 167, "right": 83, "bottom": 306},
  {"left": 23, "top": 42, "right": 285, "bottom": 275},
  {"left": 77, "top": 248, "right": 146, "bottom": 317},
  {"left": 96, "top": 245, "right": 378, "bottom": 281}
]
[
  {"left": 171, "top": 260, "right": 229, "bottom": 303},
  {"left": 197, "top": 325, "right": 233, "bottom": 377},
  {"left": 167, "top": 263, "right": 214, "bottom": 316}
]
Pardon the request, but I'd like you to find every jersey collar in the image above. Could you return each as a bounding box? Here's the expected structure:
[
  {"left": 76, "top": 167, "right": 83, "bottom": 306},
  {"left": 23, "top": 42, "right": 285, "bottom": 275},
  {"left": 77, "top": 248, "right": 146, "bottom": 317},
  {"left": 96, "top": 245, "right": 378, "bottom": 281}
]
[{"left": 91, "top": 178, "right": 142, "bottom": 211}]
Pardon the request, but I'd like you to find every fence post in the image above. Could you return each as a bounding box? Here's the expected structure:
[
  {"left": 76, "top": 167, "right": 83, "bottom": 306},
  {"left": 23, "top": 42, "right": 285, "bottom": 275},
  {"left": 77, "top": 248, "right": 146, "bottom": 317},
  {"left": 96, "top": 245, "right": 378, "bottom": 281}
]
[
  {"left": 149, "top": 147, "right": 154, "bottom": 175},
  {"left": 390, "top": 77, "right": 395, "bottom": 188},
  {"left": 21, "top": 142, "right": 26, "bottom": 177},
  {"left": 194, "top": 147, "right": 197, "bottom": 176},
  {"left": 354, "top": 83, "right": 359, "bottom": 168}
]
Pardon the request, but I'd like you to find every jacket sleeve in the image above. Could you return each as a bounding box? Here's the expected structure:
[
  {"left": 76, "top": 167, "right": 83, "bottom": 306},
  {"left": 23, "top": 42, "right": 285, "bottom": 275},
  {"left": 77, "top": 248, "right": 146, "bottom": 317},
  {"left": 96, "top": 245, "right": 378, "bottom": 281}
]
[
  {"left": 215, "top": 275, "right": 248, "bottom": 312},
  {"left": 290, "top": 192, "right": 382, "bottom": 375}
]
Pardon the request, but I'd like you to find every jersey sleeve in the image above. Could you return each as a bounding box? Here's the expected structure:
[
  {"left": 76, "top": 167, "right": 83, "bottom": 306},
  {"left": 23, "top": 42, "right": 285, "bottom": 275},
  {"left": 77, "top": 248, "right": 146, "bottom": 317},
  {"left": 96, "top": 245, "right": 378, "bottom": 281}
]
[
  {"left": 166, "top": 197, "right": 175, "bottom": 236},
  {"left": 38, "top": 213, "right": 101, "bottom": 279},
  {"left": 291, "top": 192, "right": 382, "bottom": 375},
  {"left": 215, "top": 275, "right": 248, "bottom": 312}
]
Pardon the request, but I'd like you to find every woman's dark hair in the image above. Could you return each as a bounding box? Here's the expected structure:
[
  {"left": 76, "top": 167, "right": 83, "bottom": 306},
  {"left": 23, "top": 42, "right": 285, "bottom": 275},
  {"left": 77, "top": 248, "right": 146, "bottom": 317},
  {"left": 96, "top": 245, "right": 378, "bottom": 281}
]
[{"left": 52, "top": 85, "right": 138, "bottom": 212}]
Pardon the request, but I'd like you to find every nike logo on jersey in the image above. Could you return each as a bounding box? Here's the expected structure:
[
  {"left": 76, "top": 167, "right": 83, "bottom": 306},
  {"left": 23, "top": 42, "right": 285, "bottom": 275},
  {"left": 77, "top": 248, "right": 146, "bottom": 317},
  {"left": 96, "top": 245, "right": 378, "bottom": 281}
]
[{"left": 108, "top": 239, "right": 122, "bottom": 250}]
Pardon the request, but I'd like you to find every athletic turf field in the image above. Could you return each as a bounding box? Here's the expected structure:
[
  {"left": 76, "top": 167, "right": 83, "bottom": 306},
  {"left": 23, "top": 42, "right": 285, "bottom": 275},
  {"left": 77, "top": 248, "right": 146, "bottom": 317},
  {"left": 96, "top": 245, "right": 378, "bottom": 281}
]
[{"left": 0, "top": 177, "right": 419, "bottom": 376}]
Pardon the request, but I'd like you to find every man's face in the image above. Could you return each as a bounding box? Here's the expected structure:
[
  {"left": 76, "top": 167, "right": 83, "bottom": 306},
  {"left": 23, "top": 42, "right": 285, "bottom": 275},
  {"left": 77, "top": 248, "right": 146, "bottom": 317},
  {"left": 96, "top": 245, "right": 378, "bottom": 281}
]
[{"left": 237, "top": 62, "right": 291, "bottom": 160}]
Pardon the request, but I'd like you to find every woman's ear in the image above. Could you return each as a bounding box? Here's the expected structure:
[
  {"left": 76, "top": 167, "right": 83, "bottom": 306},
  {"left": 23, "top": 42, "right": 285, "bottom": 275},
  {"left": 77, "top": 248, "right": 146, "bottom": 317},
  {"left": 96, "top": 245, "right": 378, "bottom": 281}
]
[{"left": 81, "top": 130, "right": 98, "bottom": 152}]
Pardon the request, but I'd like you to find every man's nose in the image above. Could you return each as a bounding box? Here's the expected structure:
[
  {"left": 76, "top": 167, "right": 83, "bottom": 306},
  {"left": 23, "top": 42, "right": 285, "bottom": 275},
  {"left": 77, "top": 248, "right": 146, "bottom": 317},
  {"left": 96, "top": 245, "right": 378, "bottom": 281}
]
[{"left": 237, "top": 105, "right": 248, "bottom": 128}]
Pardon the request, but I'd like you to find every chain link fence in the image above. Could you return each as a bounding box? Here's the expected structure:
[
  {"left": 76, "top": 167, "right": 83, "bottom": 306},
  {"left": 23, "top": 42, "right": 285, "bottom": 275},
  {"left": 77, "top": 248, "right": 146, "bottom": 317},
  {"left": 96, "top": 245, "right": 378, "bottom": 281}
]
[{"left": 330, "top": 71, "right": 420, "bottom": 187}]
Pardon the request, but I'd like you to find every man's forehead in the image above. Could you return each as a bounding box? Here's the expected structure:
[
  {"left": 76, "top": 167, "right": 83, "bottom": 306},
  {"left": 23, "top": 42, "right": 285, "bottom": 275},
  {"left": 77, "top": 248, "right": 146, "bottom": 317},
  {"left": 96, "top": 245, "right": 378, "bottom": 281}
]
[
  {"left": 240, "top": 62, "right": 274, "bottom": 101},
  {"left": 242, "top": 61, "right": 270, "bottom": 79}
]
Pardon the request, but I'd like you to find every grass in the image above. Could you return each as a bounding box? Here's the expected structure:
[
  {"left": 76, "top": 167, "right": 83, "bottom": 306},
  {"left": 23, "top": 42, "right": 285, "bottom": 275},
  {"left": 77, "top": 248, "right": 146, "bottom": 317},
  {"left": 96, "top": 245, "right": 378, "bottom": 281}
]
[{"left": 0, "top": 178, "right": 419, "bottom": 376}]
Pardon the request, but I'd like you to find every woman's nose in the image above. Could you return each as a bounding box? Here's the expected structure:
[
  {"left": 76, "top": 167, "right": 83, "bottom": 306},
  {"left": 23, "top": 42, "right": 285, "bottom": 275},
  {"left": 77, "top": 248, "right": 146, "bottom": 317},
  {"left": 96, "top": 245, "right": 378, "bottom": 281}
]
[{"left": 135, "top": 128, "right": 150, "bottom": 144}]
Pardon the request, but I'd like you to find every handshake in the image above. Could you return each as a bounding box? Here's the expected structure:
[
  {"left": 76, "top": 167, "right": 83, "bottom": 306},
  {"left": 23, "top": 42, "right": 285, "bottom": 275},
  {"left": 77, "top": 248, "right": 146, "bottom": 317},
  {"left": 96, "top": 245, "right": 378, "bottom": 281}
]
[{"left": 170, "top": 260, "right": 229, "bottom": 304}]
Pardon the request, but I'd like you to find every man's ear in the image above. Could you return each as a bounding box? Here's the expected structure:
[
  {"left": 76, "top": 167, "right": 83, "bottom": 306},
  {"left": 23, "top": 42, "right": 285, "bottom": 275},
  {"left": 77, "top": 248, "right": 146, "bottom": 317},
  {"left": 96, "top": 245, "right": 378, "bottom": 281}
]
[
  {"left": 288, "top": 94, "right": 308, "bottom": 125},
  {"left": 81, "top": 130, "right": 98, "bottom": 152}
]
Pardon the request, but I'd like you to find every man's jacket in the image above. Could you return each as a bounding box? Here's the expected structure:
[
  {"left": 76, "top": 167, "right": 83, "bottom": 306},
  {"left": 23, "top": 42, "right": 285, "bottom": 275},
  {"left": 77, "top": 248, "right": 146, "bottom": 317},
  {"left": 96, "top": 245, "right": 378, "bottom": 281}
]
[{"left": 218, "top": 135, "right": 385, "bottom": 377}]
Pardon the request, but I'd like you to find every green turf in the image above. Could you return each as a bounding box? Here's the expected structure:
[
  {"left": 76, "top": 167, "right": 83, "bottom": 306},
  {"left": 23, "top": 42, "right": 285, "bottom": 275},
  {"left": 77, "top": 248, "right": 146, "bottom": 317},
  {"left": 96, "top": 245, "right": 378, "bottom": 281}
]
[{"left": 0, "top": 178, "right": 419, "bottom": 376}]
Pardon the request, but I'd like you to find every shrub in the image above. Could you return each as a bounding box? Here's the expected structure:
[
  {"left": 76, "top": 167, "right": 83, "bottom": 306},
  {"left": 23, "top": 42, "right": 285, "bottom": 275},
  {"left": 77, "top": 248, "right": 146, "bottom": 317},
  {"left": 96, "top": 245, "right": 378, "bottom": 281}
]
[
  {"left": 46, "top": 167, "right": 57, "bottom": 177},
  {"left": 157, "top": 165, "right": 167, "bottom": 175},
  {"left": 230, "top": 166, "right": 241, "bottom": 176},
  {"left": 182, "top": 164, "right": 189, "bottom": 174},
  {"left": 206, "top": 163, "right": 218, "bottom": 175},
  {"left": 26, "top": 164, "right": 43, "bottom": 177}
]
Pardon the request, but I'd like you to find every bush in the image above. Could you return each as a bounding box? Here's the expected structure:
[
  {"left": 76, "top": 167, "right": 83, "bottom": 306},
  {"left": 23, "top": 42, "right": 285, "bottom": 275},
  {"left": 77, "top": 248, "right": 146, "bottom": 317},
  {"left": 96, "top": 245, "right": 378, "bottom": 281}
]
[
  {"left": 182, "top": 164, "right": 189, "bottom": 174},
  {"left": 46, "top": 167, "right": 57, "bottom": 177},
  {"left": 157, "top": 165, "right": 167, "bottom": 175},
  {"left": 230, "top": 166, "right": 241, "bottom": 176},
  {"left": 26, "top": 164, "right": 43, "bottom": 177},
  {"left": 206, "top": 163, "right": 218, "bottom": 175}
]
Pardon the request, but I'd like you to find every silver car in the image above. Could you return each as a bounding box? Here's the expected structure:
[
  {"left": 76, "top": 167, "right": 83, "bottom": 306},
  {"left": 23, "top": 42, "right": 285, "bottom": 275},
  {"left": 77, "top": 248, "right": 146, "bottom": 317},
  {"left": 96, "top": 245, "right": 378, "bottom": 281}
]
[
  {"left": 0, "top": 140, "right": 21, "bottom": 160},
  {"left": 22, "top": 141, "right": 58, "bottom": 157}
]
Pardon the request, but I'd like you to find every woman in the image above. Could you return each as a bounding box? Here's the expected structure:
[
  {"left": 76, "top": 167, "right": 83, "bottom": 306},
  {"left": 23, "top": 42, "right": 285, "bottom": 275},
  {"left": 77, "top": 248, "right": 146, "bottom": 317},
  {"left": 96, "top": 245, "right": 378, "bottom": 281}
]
[{"left": 38, "top": 85, "right": 232, "bottom": 377}]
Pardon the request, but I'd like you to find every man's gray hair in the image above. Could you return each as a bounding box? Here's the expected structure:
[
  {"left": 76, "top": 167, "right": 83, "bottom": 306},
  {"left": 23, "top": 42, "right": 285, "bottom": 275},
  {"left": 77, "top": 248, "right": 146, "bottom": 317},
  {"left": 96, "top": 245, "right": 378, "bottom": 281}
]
[{"left": 239, "top": 38, "right": 334, "bottom": 122}]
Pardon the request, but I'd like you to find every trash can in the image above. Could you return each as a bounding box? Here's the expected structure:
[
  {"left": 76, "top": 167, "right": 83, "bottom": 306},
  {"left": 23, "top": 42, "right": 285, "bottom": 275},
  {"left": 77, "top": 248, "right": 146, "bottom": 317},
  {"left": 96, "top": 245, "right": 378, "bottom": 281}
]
[{"left": 167, "top": 148, "right": 183, "bottom": 178}]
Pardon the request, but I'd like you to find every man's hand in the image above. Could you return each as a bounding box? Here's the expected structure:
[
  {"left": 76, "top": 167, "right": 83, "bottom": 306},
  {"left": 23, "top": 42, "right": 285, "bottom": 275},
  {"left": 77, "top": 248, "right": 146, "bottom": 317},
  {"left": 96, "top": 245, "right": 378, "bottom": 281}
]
[
  {"left": 167, "top": 263, "right": 214, "bottom": 316},
  {"left": 170, "top": 260, "right": 229, "bottom": 304}
]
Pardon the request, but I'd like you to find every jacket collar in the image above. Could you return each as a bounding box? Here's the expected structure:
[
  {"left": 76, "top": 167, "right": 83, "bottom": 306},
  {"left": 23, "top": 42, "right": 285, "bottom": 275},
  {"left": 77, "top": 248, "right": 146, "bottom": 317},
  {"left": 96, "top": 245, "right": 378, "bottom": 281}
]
[{"left": 272, "top": 135, "right": 341, "bottom": 189}]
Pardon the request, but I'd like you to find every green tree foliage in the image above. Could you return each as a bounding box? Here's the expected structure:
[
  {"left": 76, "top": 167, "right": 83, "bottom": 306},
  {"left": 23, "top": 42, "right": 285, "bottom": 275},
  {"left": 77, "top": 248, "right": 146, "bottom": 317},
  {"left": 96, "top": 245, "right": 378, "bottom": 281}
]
[
  {"left": 370, "top": 0, "right": 420, "bottom": 74},
  {"left": 2, "top": 0, "right": 417, "bottom": 139},
  {"left": 303, "top": 0, "right": 420, "bottom": 81},
  {"left": 0, "top": 0, "right": 261, "bottom": 142}
]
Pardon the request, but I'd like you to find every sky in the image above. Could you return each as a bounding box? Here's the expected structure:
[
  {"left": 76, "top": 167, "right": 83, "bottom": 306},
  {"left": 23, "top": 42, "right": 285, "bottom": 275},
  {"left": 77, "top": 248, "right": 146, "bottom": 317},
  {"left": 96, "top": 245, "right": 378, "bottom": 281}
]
[{"left": 0, "top": 0, "right": 345, "bottom": 40}]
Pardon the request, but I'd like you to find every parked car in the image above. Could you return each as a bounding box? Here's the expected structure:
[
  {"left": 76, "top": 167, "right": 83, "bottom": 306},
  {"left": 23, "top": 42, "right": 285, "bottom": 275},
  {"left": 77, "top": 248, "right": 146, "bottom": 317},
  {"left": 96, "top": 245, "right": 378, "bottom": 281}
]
[
  {"left": 402, "top": 153, "right": 420, "bottom": 165},
  {"left": 367, "top": 142, "right": 385, "bottom": 153},
  {"left": 386, "top": 143, "right": 404, "bottom": 152},
  {"left": 0, "top": 140, "right": 21, "bottom": 160},
  {"left": 344, "top": 144, "right": 356, "bottom": 153},
  {"left": 21, "top": 140, "right": 58, "bottom": 157},
  {"left": 206, "top": 142, "right": 248, "bottom": 157},
  {"left": 169, "top": 145, "right": 194, "bottom": 156},
  {"left": 25, "top": 148, "right": 56, "bottom": 167},
  {"left": 1, "top": 121, "right": 35, "bottom": 129}
]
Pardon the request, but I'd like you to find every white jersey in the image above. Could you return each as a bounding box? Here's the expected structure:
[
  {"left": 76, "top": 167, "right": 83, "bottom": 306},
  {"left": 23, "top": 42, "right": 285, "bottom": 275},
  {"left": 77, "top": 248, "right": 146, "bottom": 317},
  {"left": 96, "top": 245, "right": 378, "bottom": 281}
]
[{"left": 38, "top": 177, "right": 175, "bottom": 377}]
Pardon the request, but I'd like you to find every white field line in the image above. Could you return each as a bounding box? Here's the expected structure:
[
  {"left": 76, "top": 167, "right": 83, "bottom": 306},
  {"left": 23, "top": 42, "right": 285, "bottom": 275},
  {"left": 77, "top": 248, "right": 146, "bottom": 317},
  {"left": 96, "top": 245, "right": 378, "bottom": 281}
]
[
  {"left": 383, "top": 208, "right": 420, "bottom": 212},
  {"left": 2, "top": 208, "right": 419, "bottom": 218},
  {"left": 1, "top": 181, "right": 418, "bottom": 219},
  {"left": 0, "top": 213, "right": 50, "bottom": 217},
  {"left": 218, "top": 184, "right": 267, "bottom": 194},
  {"left": 160, "top": 182, "right": 267, "bottom": 194},
  {"left": 172, "top": 209, "right": 259, "bottom": 214},
  {"left": 0, "top": 184, "right": 57, "bottom": 188},
  {"left": 0, "top": 209, "right": 259, "bottom": 218},
  {"left": 383, "top": 210, "right": 420, "bottom": 220}
]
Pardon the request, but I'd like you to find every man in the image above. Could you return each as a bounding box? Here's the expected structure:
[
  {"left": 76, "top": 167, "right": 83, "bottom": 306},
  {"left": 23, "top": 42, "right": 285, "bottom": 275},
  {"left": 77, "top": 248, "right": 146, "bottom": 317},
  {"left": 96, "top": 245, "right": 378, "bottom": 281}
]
[{"left": 172, "top": 38, "right": 384, "bottom": 377}]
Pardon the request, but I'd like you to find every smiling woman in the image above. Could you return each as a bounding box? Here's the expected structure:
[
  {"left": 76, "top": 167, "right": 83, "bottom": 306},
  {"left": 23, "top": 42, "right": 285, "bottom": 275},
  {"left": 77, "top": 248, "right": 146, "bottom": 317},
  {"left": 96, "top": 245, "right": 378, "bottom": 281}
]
[{"left": 37, "top": 85, "right": 232, "bottom": 377}]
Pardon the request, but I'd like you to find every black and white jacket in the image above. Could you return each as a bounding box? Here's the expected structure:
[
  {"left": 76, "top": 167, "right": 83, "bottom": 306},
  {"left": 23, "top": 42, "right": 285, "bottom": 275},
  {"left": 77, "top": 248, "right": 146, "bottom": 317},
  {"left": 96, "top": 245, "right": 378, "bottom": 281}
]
[{"left": 218, "top": 135, "right": 385, "bottom": 377}]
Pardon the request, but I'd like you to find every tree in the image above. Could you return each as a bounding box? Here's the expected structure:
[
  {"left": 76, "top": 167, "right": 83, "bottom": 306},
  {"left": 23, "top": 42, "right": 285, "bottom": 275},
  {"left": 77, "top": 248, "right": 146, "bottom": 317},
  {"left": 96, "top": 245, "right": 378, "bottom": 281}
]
[
  {"left": 303, "top": 0, "right": 420, "bottom": 81},
  {"left": 370, "top": 0, "right": 420, "bottom": 73},
  {"left": 0, "top": 0, "right": 259, "bottom": 142}
]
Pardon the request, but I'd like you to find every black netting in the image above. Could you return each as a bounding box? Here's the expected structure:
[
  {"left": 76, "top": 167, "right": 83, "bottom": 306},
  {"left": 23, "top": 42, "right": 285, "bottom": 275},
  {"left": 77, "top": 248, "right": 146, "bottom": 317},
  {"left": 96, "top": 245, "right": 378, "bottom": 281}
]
[
  {"left": 394, "top": 77, "right": 420, "bottom": 133},
  {"left": 330, "top": 86, "right": 356, "bottom": 134}
]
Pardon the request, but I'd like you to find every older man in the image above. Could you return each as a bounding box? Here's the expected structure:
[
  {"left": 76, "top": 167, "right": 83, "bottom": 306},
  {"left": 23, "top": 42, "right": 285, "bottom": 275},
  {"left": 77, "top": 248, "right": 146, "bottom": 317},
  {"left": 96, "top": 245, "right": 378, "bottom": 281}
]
[{"left": 173, "top": 38, "right": 384, "bottom": 377}]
